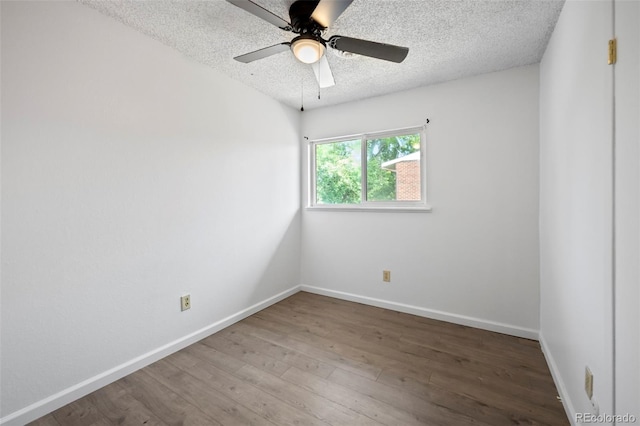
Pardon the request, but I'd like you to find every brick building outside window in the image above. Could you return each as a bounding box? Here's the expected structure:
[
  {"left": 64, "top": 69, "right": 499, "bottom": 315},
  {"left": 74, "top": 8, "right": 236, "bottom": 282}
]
[{"left": 381, "top": 151, "right": 421, "bottom": 201}]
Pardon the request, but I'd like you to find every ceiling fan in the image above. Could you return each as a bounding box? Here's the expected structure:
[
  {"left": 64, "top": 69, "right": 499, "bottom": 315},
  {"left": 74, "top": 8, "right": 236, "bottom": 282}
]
[{"left": 226, "top": 0, "right": 409, "bottom": 88}]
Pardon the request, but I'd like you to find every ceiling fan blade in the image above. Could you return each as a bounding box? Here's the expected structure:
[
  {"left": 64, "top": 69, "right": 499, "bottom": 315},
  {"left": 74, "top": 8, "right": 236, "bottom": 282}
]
[
  {"left": 310, "top": 0, "right": 354, "bottom": 28},
  {"left": 226, "top": 0, "right": 291, "bottom": 30},
  {"left": 311, "top": 55, "right": 335, "bottom": 88},
  {"left": 328, "top": 35, "right": 409, "bottom": 63},
  {"left": 234, "top": 43, "right": 291, "bottom": 63}
]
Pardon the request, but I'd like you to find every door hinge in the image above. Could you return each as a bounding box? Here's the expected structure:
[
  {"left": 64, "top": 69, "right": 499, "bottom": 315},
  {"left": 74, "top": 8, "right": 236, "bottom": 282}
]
[{"left": 608, "top": 38, "right": 617, "bottom": 65}]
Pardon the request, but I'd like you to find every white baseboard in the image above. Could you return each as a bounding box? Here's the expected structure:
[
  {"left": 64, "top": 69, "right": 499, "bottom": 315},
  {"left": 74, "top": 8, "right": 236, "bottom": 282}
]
[
  {"left": 0, "top": 285, "right": 301, "bottom": 426},
  {"left": 539, "top": 332, "right": 576, "bottom": 426},
  {"left": 299, "top": 285, "right": 539, "bottom": 340}
]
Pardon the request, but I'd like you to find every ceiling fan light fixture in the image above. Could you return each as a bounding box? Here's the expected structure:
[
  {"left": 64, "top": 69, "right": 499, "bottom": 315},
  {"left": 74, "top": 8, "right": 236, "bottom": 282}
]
[{"left": 291, "top": 35, "right": 325, "bottom": 64}]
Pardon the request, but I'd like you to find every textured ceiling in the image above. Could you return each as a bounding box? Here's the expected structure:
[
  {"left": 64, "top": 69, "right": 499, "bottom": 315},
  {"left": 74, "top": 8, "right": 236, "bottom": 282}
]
[{"left": 80, "top": 0, "right": 565, "bottom": 110}]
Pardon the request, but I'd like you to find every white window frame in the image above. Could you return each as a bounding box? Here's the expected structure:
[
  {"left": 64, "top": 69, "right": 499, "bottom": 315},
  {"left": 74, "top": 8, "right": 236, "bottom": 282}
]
[{"left": 308, "top": 126, "right": 431, "bottom": 212}]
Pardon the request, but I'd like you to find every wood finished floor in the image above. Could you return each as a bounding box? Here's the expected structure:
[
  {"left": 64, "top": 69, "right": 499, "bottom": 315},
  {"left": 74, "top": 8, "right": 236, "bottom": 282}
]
[{"left": 31, "top": 292, "right": 569, "bottom": 425}]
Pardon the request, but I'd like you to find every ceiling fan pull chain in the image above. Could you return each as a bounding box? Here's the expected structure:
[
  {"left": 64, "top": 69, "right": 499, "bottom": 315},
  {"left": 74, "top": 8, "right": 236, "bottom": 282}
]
[
  {"left": 317, "top": 63, "right": 321, "bottom": 100},
  {"left": 300, "top": 78, "right": 305, "bottom": 112}
]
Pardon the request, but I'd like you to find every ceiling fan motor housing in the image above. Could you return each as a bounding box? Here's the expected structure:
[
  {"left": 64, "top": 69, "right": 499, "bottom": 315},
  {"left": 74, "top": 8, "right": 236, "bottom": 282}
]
[{"left": 289, "top": 0, "right": 324, "bottom": 34}]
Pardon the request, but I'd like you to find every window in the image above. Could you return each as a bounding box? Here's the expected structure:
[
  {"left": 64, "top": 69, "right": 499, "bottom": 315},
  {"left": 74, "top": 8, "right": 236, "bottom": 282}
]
[{"left": 309, "top": 127, "right": 430, "bottom": 211}]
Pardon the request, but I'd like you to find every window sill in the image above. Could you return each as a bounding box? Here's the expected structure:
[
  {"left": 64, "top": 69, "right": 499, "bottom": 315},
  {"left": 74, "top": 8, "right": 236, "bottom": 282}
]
[{"left": 306, "top": 205, "right": 433, "bottom": 213}]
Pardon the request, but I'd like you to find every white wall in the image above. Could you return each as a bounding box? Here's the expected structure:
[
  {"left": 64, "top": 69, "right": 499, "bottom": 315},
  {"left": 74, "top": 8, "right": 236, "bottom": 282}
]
[
  {"left": 300, "top": 65, "right": 541, "bottom": 337},
  {"left": 539, "top": 0, "right": 615, "bottom": 421},
  {"left": 615, "top": 0, "right": 640, "bottom": 418},
  {"left": 0, "top": 1, "right": 301, "bottom": 423}
]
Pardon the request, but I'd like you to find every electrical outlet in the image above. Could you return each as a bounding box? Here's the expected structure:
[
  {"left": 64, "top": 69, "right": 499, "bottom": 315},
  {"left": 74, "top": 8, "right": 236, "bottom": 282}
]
[
  {"left": 180, "top": 294, "right": 191, "bottom": 311},
  {"left": 585, "top": 366, "right": 593, "bottom": 399},
  {"left": 383, "top": 270, "right": 391, "bottom": 282}
]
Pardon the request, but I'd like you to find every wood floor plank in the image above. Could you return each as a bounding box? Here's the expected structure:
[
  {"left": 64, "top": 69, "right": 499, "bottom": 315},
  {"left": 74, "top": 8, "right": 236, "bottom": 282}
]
[
  {"left": 255, "top": 304, "right": 426, "bottom": 374},
  {"left": 265, "top": 302, "right": 365, "bottom": 341},
  {"left": 369, "top": 332, "right": 559, "bottom": 403},
  {"left": 180, "top": 341, "right": 246, "bottom": 374},
  {"left": 289, "top": 328, "right": 404, "bottom": 373},
  {"left": 400, "top": 332, "right": 550, "bottom": 373},
  {"left": 218, "top": 326, "right": 336, "bottom": 378},
  {"left": 358, "top": 329, "right": 543, "bottom": 388},
  {"left": 27, "top": 417, "right": 62, "bottom": 426},
  {"left": 374, "top": 364, "right": 559, "bottom": 425},
  {"left": 283, "top": 293, "right": 546, "bottom": 370},
  {"left": 327, "top": 367, "right": 492, "bottom": 426},
  {"left": 165, "top": 350, "right": 330, "bottom": 426},
  {"left": 289, "top": 294, "right": 565, "bottom": 421},
  {"left": 85, "top": 381, "right": 168, "bottom": 426},
  {"left": 234, "top": 364, "right": 382, "bottom": 425},
  {"left": 284, "top": 293, "right": 546, "bottom": 363},
  {"left": 272, "top": 296, "right": 538, "bottom": 379},
  {"left": 375, "top": 365, "right": 555, "bottom": 425},
  {"left": 256, "top": 304, "right": 404, "bottom": 369},
  {"left": 30, "top": 291, "right": 570, "bottom": 425},
  {"left": 237, "top": 317, "right": 383, "bottom": 380},
  {"left": 119, "top": 368, "right": 222, "bottom": 425},
  {"left": 269, "top": 303, "right": 542, "bottom": 402},
  {"left": 50, "top": 398, "right": 112, "bottom": 426},
  {"left": 281, "top": 366, "right": 427, "bottom": 426},
  {"left": 143, "top": 358, "right": 265, "bottom": 426},
  {"left": 200, "top": 333, "right": 291, "bottom": 376},
  {"left": 429, "top": 369, "right": 565, "bottom": 425},
  {"left": 281, "top": 293, "right": 477, "bottom": 342}
]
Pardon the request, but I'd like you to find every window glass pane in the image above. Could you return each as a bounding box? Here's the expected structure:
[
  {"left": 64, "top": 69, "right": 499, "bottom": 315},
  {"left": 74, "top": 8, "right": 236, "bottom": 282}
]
[
  {"left": 366, "top": 134, "right": 421, "bottom": 201},
  {"left": 315, "top": 139, "right": 362, "bottom": 204}
]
